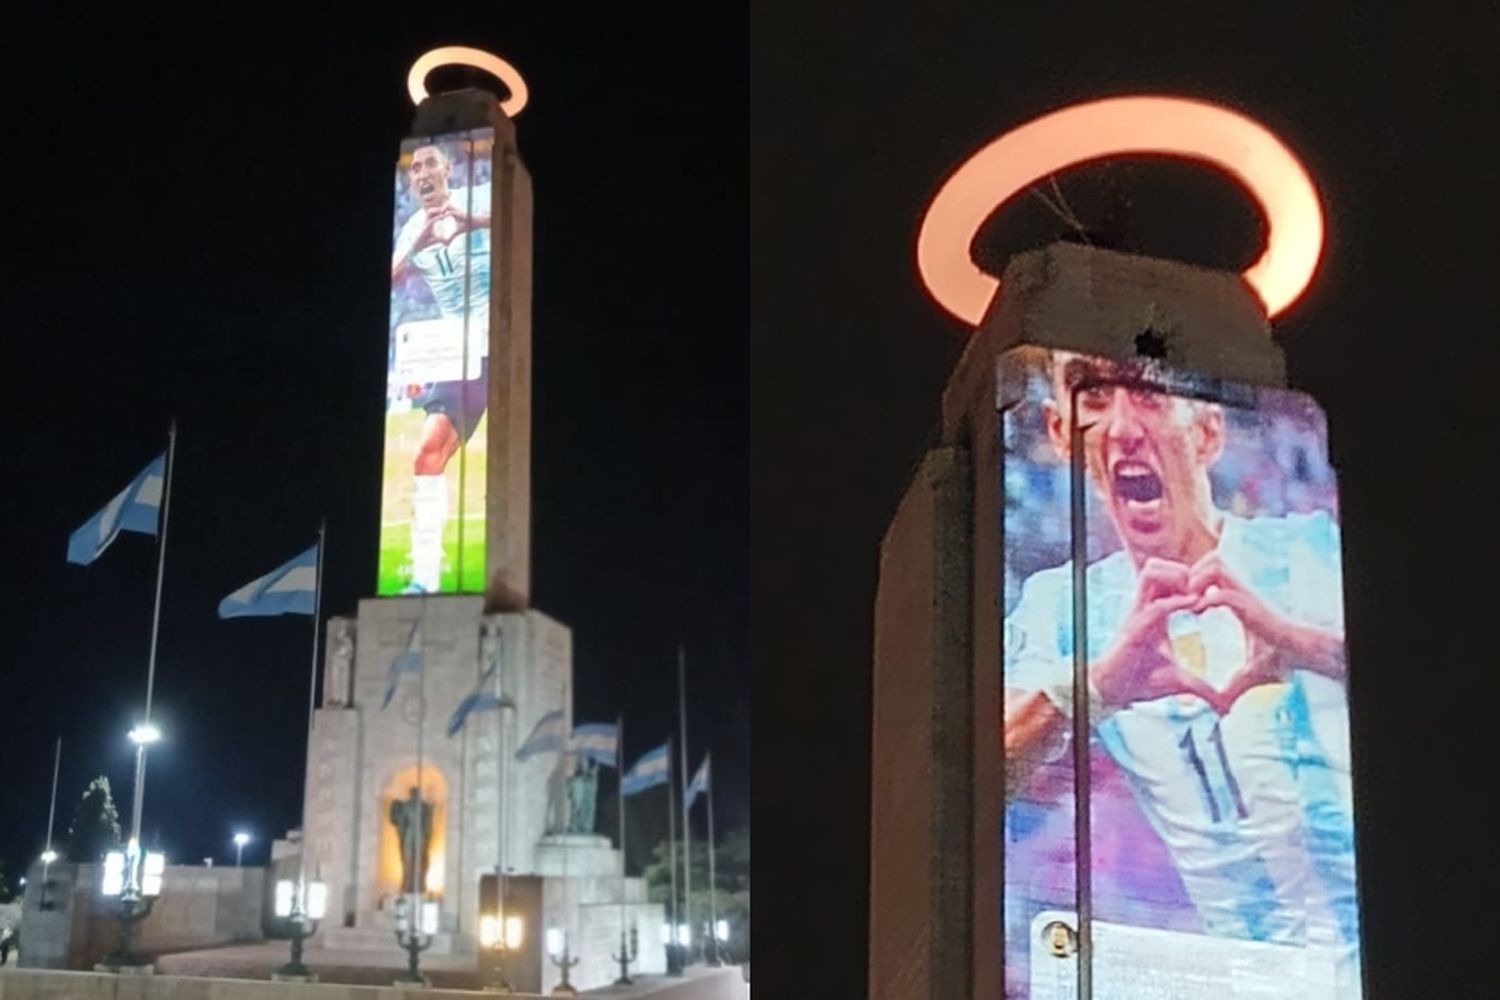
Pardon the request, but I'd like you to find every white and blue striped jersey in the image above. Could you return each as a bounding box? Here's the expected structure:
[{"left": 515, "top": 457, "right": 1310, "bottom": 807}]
[
  {"left": 396, "top": 184, "right": 492, "bottom": 361},
  {"left": 1005, "top": 511, "right": 1359, "bottom": 960}
]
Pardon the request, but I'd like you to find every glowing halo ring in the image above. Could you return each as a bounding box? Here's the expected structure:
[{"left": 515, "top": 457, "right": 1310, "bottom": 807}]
[
  {"left": 916, "top": 95, "right": 1323, "bottom": 326},
  {"left": 408, "top": 46, "right": 529, "bottom": 117}
]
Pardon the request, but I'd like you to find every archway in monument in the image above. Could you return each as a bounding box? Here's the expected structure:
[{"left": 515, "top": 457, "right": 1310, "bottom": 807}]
[{"left": 379, "top": 765, "right": 450, "bottom": 899}]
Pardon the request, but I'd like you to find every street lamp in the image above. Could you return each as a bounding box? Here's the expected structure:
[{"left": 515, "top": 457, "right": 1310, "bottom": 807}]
[
  {"left": 128, "top": 724, "right": 162, "bottom": 746},
  {"left": 232, "top": 832, "right": 251, "bottom": 868},
  {"left": 38, "top": 848, "right": 58, "bottom": 910},
  {"left": 273, "top": 878, "right": 327, "bottom": 980},
  {"left": 545, "top": 927, "right": 580, "bottom": 996},
  {"left": 393, "top": 893, "right": 439, "bottom": 986},
  {"left": 99, "top": 838, "right": 165, "bottom": 969},
  {"left": 612, "top": 922, "right": 639, "bottom": 986},
  {"left": 479, "top": 910, "right": 525, "bottom": 993}
]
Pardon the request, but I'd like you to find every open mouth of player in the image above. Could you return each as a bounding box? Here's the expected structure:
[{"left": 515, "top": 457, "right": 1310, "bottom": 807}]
[
  {"left": 418, "top": 180, "right": 436, "bottom": 196},
  {"left": 1113, "top": 461, "right": 1163, "bottom": 515}
]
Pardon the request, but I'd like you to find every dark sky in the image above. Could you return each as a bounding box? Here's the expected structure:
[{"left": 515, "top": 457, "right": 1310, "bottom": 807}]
[
  {"left": 754, "top": 4, "right": 1496, "bottom": 998},
  {"left": 1, "top": 4, "right": 746, "bottom": 885}
]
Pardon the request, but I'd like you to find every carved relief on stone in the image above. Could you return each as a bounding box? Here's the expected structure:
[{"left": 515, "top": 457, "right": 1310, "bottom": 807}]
[
  {"left": 480, "top": 616, "right": 506, "bottom": 679},
  {"left": 325, "top": 618, "right": 356, "bottom": 705}
]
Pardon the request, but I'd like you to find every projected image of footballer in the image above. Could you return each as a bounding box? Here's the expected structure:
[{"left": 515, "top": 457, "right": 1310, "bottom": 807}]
[
  {"left": 389, "top": 141, "right": 491, "bottom": 593},
  {"left": 1003, "top": 352, "right": 1360, "bottom": 987}
]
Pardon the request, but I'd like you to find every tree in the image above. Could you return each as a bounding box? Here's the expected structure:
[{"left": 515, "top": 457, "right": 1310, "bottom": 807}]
[
  {"left": 65, "top": 776, "right": 122, "bottom": 863},
  {"left": 643, "top": 826, "right": 750, "bottom": 960}
]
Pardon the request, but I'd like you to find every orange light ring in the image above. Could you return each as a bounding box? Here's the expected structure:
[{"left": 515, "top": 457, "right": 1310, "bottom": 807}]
[
  {"left": 408, "top": 46, "right": 529, "bottom": 117},
  {"left": 915, "top": 96, "right": 1323, "bottom": 326}
]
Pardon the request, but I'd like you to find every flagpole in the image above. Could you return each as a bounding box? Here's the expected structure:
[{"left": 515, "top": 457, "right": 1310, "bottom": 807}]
[
  {"left": 415, "top": 600, "right": 426, "bottom": 906},
  {"left": 130, "top": 420, "right": 176, "bottom": 852},
  {"left": 300, "top": 520, "right": 326, "bottom": 891},
  {"left": 501, "top": 626, "right": 513, "bottom": 893},
  {"left": 706, "top": 753, "right": 720, "bottom": 965},
  {"left": 666, "top": 734, "right": 679, "bottom": 975},
  {"left": 617, "top": 714, "right": 627, "bottom": 939},
  {"left": 676, "top": 643, "right": 693, "bottom": 963}
]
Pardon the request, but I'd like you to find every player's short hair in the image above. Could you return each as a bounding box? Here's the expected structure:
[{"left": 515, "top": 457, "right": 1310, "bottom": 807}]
[
  {"left": 1050, "top": 353, "right": 1153, "bottom": 399},
  {"left": 408, "top": 143, "right": 453, "bottom": 169},
  {"left": 1047, "top": 352, "right": 1221, "bottom": 421}
]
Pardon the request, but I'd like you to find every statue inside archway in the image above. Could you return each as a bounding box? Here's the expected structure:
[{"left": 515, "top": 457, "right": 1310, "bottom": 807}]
[{"left": 389, "top": 786, "right": 434, "bottom": 894}]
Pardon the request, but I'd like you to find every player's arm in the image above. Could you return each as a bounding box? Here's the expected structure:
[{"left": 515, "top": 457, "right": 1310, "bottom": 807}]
[
  {"left": 1189, "top": 553, "right": 1347, "bottom": 684},
  {"left": 391, "top": 208, "right": 456, "bottom": 282},
  {"left": 1004, "top": 689, "right": 1070, "bottom": 796},
  {"left": 1003, "top": 559, "right": 1211, "bottom": 799},
  {"left": 392, "top": 213, "right": 424, "bottom": 283}
]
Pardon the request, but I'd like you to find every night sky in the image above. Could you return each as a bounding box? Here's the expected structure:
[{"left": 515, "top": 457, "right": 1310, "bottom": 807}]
[
  {"left": 754, "top": 5, "right": 1495, "bottom": 999},
  {"left": 2, "top": 3, "right": 746, "bottom": 889}
]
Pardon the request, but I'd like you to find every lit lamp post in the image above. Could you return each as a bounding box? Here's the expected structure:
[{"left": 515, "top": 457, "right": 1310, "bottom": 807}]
[
  {"left": 545, "top": 927, "right": 580, "bottom": 996},
  {"left": 39, "top": 736, "right": 62, "bottom": 910},
  {"left": 612, "top": 922, "right": 639, "bottom": 985},
  {"left": 273, "top": 878, "right": 327, "bottom": 981},
  {"left": 38, "top": 849, "right": 58, "bottom": 911},
  {"left": 99, "top": 837, "right": 165, "bottom": 970},
  {"left": 393, "top": 893, "right": 439, "bottom": 986},
  {"left": 232, "top": 832, "right": 251, "bottom": 868},
  {"left": 99, "top": 722, "right": 165, "bottom": 972},
  {"left": 479, "top": 910, "right": 525, "bottom": 993}
]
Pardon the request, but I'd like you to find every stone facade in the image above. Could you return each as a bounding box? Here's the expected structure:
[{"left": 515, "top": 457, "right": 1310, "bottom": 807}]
[{"left": 302, "top": 598, "right": 571, "bottom": 947}]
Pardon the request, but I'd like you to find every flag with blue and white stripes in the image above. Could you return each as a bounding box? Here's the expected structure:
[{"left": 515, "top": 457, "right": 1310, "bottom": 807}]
[
  {"left": 446, "top": 657, "right": 513, "bottom": 737},
  {"left": 685, "top": 754, "right": 711, "bottom": 809},
  {"left": 217, "top": 545, "right": 318, "bottom": 618},
  {"left": 381, "top": 619, "right": 424, "bottom": 709},
  {"left": 516, "top": 709, "right": 568, "bottom": 761},
  {"left": 572, "top": 723, "right": 619, "bottom": 768},
  {"left": 622, "top": 742, "right": 671, "bottom": 796},
  {"left": 66, "top": 453, "right": 166, "bottom": 566}
]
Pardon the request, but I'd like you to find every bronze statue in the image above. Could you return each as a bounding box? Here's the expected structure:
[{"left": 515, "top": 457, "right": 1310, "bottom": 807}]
[
  {"left": 567, "top": 758, "right": 599, "bottom": 835},
  {"left": 389, "top": 786, "right": 434, "bottom": 893}
]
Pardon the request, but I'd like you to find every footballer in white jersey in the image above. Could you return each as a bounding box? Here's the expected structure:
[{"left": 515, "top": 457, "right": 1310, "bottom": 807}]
[
  {"left": 1003, "top": 352, "right": 1360, "bottom": 992},
  {"left": 390, "top": 141, "right": 493, "bottom": 593}
]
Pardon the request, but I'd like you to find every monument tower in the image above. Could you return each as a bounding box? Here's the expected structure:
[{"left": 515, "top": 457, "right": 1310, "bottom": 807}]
[
  {"left": 868, "top": 97, "right": 1364, "bottom": 1000},
  {"left": 287, "top": 49, "right": 664, "bottom": 992}
]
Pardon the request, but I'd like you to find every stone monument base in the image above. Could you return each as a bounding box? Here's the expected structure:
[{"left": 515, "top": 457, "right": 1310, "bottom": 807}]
[
  {"left": 94, "top": 963, "right": 155, "bottom": 975},
  {"left": 534, "top": 833, "right": 619, "bottom": 877}
]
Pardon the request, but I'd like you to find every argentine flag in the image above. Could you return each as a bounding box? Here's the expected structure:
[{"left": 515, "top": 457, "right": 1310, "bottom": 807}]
[
  {"left": 218, "top": 545, "right": 318, "bottom": 618},
  {"left": 67, "top": 453, "right": 166, "bottom": 565},
  {"left": 446, "top": 658, "right": 513, "bottom": 737},
  {"left": 382, "top": 620, "right": 425, "bottom": 709},
  {"left": 685, "top": 754, "right": 711, "bottom": 809},
  {"left": 622, "top": 742, "right": 671, "bottom": 797},
  {"left": 516, "top": 709, "right": 567, "bottom": 761},
  {"left": 572, "top": 723, "right": 619, "bottom": 768}
]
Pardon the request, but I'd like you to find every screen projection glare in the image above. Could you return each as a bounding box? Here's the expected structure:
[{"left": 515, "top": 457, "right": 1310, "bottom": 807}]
[
  {"left": 378, "top": 128, "right": 495, "bottom": 596},
  {"left": 1000, "top": 348, "right": 1360, "bottom": 999}
]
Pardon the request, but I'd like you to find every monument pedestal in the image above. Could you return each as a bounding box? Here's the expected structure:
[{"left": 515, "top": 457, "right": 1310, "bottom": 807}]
[{"left": 534, "top": 833, "right": 618, "bottom": 877}]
